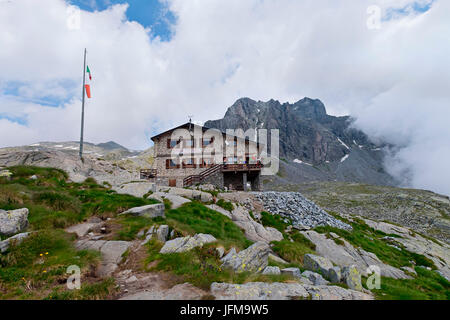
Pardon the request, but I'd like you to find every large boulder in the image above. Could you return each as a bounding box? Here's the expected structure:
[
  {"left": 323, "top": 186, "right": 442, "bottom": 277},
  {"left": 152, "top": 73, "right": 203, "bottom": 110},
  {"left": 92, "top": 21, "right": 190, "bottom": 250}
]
[
  {"left": 281, "top": 267, "right": 301, "bottom": 278},
  {"left": 115, "top": 182, "right": 156, "bottom": 198},
  {"left": 304, "top": 254, "right": 333, "bottom": 277},
  {"left": 120, "top": 203, "right": 165, "bottom": 218},
  {"left": 0, "top": 232, "right": 30, "bottom": 253},
  {"left": 342, "top": 265, "right": 363, "bottom": 291},
  {"left": 159, "top": 234, "right": 217, "bottom": 254},
  {"left": 0, "top": 208, "right": 29, "bottom": 237},
  {"left": 262, "top": 266, "right": 281, "bottom": 275},
  {"left": 230, "top": 206, "right": 283, "bottom": 243},
  {"left": 221, "top": 242, "right": 270, "bottom": 273},
  {"left": 65, "top": 220, "right": 103, "bottom": 238},
  {"left": 166, "top": 187, "right": 213, "bottom": 202},
  {"left": 328, "top": 266, "right": 342, "bottom": 283},
  {"left": 302, "top": 271, "right": 329, "bottom": 286},
  {"left": 156, "top": 225, "right": 169, "bottom": 242}
]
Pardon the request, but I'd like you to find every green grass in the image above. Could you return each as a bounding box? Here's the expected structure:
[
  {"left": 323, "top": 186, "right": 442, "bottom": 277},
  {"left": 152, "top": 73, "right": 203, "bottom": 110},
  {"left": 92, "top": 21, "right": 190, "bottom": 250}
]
[
  {"left": 314, "top": 221, "right": 436, "bottom": 270},
  {"left": 215, "top": 199, "right": 234, "bottom": 212},
  {"left": 372, "top": 267, "right": 450, "bottom": 300},
  {"left": 0, "top": 166, "right": 159, "bottom": 230},
  {"left": 260, "top": 211, "right": 290, "bottom": 232},
  {"left": 271, "top": 233, "right": 316, "bottom": 266},
  {"left": 45, "top": 278, "right": 116, "bottom": 300},
  {"left": 114, "top": 216, "right": 164, "bottom": 241},
  {"left": 166, "top": 202, "right": 251, "bottom": 249},
  {"left": 0, "top": 229, "right": 101, "bottom": 299}
]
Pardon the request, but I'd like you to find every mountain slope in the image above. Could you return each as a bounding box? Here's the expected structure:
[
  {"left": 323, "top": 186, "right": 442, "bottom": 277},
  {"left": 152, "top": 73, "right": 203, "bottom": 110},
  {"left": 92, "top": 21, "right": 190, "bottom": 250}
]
[{"left": 205, "top": 97, "right": 397, "bottom": 186}]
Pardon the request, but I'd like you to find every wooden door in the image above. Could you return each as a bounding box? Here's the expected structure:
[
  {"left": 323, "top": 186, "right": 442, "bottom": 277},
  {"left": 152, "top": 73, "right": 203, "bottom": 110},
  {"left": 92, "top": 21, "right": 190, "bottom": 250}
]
[{"left": 169, "top": 179, "right": 177, "bottom": 187}]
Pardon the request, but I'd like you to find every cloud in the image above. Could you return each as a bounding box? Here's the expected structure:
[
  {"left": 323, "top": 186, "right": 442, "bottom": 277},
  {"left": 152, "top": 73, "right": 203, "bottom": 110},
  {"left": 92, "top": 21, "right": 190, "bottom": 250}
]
[{"left": 0, "top": 0, "right": 448, "bottom": 195}]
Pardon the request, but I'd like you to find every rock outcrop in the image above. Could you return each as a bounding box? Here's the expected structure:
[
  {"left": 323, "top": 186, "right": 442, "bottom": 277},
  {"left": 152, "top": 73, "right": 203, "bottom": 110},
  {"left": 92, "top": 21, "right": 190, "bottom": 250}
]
[
  {"left": 363, "top": 218, "right": 450, "bottom": 281},
  {"left": 262, "top": 266, "right": 281, "bottom": 275},
  {"left": 211, "top": 282, "right": 373, "bottom": 300},
  {"left": 301, "top": 230, "right": 410, "bottom": 279},
  {"left": 221, "top": 242, "right": 270, "bottom": 273},
  {"left": 148, "top": 193, "right": 191, "bottom": 209},
  {"left": 65, "top": 219, "right": 104, "bottom": 238},
  {"left": 342, "top": 265, "right": 363, "bottom": 291},
  {"left": 75, "top": 239, "right": 131, "bottom": 276},
  {"left": 159, "top": 234, "right": 217, "bottom": 254},
  {"left": 0, "top": 208, "right": 29, "bottom": 237},
  {"left": 303, "top": 254, "right": 334, "bottom": 277},
  {"left": 229, "top": 206, "right": 283, "bottom": 243},
  {"left": 143, "top": 225, "right": 170, "bottom": 244},
  {"left": 120, "top": 203, "right": 165, "bottom": 219},
  {"left": 302, "top": 271, "right": 329, "bottom": 286},
  {"left": 0, "top": 232, "right": 30, "bottom": 253}
]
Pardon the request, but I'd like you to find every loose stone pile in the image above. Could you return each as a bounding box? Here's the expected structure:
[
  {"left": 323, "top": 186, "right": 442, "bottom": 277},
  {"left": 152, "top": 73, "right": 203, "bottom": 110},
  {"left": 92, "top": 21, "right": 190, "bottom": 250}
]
[{"left": 253, "top": 192, "right": 352, "bottom": 230}]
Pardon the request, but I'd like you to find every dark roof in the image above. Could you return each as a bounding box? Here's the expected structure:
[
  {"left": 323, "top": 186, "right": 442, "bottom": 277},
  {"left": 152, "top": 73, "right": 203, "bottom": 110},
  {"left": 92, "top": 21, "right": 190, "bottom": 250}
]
[{"left": 150, "top": 122, "right": 261, "bottom": 145}]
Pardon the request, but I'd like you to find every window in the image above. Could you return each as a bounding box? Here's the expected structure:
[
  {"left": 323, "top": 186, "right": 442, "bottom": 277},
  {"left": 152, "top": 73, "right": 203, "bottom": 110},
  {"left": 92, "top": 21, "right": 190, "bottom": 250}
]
[
  {"left": 167, "top": 138, "right": 180, "bottom": 149},
  {"left": 166, "top": 159, "right": 179, "bottom": 169},
  {"left": 226, "top": 157, "right": 237, "bottom": 164},
  {"left": 200, "top": 158, "right": 214, "bottom": 168},
  {"left": 182, "top": 158, "right": 196, "bottom": 168},
  {"left": 184, "top": 139, "right": 194, "bottom": 148},
  {"left": 202, "top": 137, "right": 214, "bottom": 147}
]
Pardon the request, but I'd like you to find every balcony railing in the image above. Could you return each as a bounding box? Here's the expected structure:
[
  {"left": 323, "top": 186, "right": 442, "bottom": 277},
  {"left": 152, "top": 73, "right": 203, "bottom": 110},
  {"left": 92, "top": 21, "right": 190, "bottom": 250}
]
[{"left": 221, "top": 163, "right": 263, "bottom": 172}]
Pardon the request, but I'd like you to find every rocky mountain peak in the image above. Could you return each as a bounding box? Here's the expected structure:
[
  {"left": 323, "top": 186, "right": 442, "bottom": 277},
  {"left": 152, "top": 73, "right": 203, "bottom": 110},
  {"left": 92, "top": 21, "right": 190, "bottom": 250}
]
[
  {"left": 291, "top": 98, "right": 327, "bottom": 120},
  {"left": 205, "top": 97, "right": 396, "bottom": 186}
]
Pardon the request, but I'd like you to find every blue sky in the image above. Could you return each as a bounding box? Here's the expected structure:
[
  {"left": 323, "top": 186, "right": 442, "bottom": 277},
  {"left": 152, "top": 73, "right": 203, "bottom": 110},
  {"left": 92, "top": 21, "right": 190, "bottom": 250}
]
[
  {"left": 69, "top": 0, "right": 176, "bottom": 41},
  {"left": 384, "top": 0, "right": 434, "bottom": 20}
]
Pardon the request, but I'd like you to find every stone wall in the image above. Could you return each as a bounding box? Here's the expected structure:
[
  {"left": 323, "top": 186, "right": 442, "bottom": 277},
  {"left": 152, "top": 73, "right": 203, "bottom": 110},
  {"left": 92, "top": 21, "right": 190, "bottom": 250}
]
[{"left": 201, "top": 170, "right": 224, "bottom": 189}]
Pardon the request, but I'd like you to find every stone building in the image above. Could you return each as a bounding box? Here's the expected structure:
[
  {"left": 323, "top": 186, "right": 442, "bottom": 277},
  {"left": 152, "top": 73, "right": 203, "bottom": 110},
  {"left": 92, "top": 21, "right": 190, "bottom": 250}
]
[{"left": 148, "top": 122, "right": 263, "bottom": 191}]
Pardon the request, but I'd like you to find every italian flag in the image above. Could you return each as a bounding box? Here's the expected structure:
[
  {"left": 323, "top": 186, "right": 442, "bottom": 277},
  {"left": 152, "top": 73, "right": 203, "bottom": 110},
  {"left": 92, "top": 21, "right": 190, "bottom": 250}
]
[{"left": 85, "top": 65, "right": 92, "bottom": 98}]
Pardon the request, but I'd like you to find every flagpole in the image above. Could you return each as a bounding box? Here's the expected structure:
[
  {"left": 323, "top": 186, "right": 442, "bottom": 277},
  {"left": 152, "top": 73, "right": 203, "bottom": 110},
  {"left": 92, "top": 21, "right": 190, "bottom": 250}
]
[{"left": 79, "top": 48, "right": 87, "bottom": 160}]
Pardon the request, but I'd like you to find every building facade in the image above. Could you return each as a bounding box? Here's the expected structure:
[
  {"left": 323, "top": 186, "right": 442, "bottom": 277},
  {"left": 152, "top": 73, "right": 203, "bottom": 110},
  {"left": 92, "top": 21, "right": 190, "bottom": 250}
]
[{"left": 148, "top": 122, "right": 263, "bottom": 191}]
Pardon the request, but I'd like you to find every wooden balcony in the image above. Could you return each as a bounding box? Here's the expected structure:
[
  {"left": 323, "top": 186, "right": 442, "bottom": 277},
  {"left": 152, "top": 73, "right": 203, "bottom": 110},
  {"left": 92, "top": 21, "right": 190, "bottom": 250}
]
[{"left": 221, "top": 163, "right": 263, "bottom": 172}]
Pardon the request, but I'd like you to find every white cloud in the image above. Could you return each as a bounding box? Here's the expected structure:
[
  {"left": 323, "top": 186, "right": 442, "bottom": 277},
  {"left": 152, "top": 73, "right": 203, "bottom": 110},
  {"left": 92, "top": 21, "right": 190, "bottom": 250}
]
[{"left": 0, "top": 0, "right": 449, "bottom": 195}]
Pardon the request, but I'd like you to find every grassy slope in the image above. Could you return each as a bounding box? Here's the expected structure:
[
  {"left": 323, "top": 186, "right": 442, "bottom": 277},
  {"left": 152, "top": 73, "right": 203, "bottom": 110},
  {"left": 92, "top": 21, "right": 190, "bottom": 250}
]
[
  {"left": 141, "top": 202, "right": 302, "bottom": 289},
  {"left": 0, "top": 166, "right": 158, "bottom": 299},
  {"left": 313, "top": 217, "right": 449, "bottom": 300}
]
